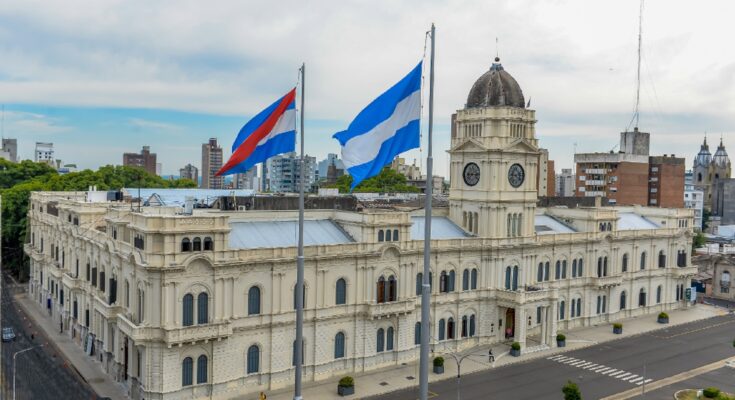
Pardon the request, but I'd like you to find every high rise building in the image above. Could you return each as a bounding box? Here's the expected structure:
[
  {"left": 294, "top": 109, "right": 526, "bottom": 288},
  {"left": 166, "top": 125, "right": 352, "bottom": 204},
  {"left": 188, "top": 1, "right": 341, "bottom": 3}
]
[
  {"left": 556, "top": 168, "right": 576, "bottom": 197},
  {"left": 537, "top": 149, "right": 555, "bottom": 197},
  {"left": 267, "top": 152, "right": 316, "bottom": 193},
  {"left": 574, "top": 128, "right": 684, "bottom": 207},
  {"left": 684, "top": 171, "right": 704, "bottom": 230},
  {"left": 317, "top": 154, "right": 345, "bottom": 182},
  {"left": 201, "top": 138, "right": 223, "bottom": 189},
  {"left": 692, "top": 137, "right": 731, "bottom": 211},
  {"left": 390, "top": 157, "right": 422, "bottom": 180},
  {"left": 236, "top": 168, "right": 259, "bottom": 190},
  {"left": 35, "top": 142, "right": 54, "bottom": 165},
  {"left": 179, "top": 164, "right": 199, "bottom": 184},
  {"left": 0, "top": 138, "right": 17, "bottom": 162},
  {"left": 123, "top": 146, "right": 158, "bottom": 175}
]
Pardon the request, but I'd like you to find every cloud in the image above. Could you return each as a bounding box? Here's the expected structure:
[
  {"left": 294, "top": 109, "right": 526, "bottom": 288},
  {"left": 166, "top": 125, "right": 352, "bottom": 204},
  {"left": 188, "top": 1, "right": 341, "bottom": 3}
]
[
  {"left": 128, "top": 118, "right": 182, "bottom": 132},
  {"left": 2, "top": 110, "right": 71, "bottom": 135}
]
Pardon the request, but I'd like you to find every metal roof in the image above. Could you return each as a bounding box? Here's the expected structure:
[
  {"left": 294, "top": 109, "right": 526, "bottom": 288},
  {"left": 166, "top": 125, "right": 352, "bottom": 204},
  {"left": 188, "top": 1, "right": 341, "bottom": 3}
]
[
  {"left": 534, "top": 215, "right": 576, "bottom": 235},
  {"left": 410, "top": 216, "right": 469, "bottom": 240},
  {"left": 229, "top": 219, "right": 354, "bottom": 249},
  {"left": 617, "top": 213, "right": 660, "bottom": 230}
]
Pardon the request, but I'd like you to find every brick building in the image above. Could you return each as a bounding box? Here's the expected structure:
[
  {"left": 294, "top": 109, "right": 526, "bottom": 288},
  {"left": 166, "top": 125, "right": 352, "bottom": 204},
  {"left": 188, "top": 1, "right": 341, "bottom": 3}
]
[{"left": 123, "top": 146, "right": 157, "bottom": 175}]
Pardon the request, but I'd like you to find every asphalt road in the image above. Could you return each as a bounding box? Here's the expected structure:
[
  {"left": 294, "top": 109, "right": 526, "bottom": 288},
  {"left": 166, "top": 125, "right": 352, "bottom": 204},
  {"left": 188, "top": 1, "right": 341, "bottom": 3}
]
[
  {"left": 369, "top": 314, "right": 735, "bottom": 400},
  {"left": 630, "top": 367, "right": 735, "bottom": 400},
  {"left": 1, "top": 274, "right": 96, "bottom": 400}
]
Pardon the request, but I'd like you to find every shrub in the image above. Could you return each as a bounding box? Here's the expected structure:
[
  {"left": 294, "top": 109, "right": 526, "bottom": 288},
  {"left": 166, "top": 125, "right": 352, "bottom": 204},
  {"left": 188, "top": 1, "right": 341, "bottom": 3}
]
[
  {"left": 658, "top": 312, "right": 669, "bottom": 319},
  {"left": 511, "top": 342, "right": 521, "bottom": 351},
  {"left": 562, "top": 380, "right": 582, "bottom": 400},
  {"left": 732, "top": 338, "right": 735, "bottom": 348},
  {"left": 703, "top": 387, "right": 720, "bottom": 398},
  {"left": 613, "top": 323, "right": 623, "bottom": 329},
  {"left": 433, "top": 357, "right": 444, "bottom": 367},
  {"left": 338, "top": 376, "right": 354, "bottom": 388},
  {"left": 557, "top": 333, "right": 566, "bottom": 342}
]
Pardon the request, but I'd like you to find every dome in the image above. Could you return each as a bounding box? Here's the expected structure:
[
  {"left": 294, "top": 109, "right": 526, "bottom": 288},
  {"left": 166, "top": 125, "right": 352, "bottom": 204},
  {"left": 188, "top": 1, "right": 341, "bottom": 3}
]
[
  {"left": 713, "top": 138, "right": 730, "bottom": 167},
  {"left": 466, "top": 57, "right": 525, "bottom": 109},
  {"left": 694, "top": 137, "right": 711, "bottom": 167}
]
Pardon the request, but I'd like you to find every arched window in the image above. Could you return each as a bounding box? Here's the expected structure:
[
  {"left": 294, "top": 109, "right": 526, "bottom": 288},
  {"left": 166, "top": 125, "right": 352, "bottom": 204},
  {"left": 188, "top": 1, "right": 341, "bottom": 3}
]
[
  {"left": 73, "top": 300, "right": 78, "bottom": 319},
  {"left": 505, "top": 267, "right": 511, "bottom": 290},
  {"left": 388, "top": 275, "right": 397, "bottom": 301},
  {"left": 559, "top": 301, "right": 566, "bottom": 320},
  {"left": 197, "top": 355, "right": 208, "bottom": 383},
  {"left": 336, "top": 278, "right": 347, "bottom": 305},
  {"left": 293, "top": 284, "right": 305, "bottom": 309},
  {"left": 471, "top": 268, "right": 478, "bottom": 289},
  {"left": 334, "top": 332, "right": 345, "bottom": 359},
  {"left": 448, "top": 270, "right": 456, "bottom": 292},
  {"left": 183, "top": 294, "right": 194, "bottom": 326},
  {"left": 461, "top": 316, "right": 468, "bottom": 337},
  {"left": 378, "top": 230, "right": 384, "bottom": 242},
  {"left": 193, "top": 237, "right": 202, "bottom": 251},
  {"left": 462, "top": 269, "right": 470, "bottom": 291},
  {"left": 603, "top": 257, "right": 608, "bottom": 276},
  {"left": 596, "top": 296, "right": 602, "bottom": 314},
  {"left": 416, "top": 273, "right": 423, "bottom": 296},
  {"left": 393, "top": 229, "right": 399, "bottom": 241},
  {"left": 440, "top": 271, "right": 448, "bottom": 293},
  {"left": 203, "top": 237, "right": 214, "bottom": 251},
  {"left": 545, "top": 262, "right": 550, "bottom": 280},
  {"left": 181, "top": 238, "right": 191, "bottom": 252},
  {"left": 512, "top": 266, "right": 519, "bottom": 291},
  {"left": 638, "top": 288, "right": 646, "bottom": 307},
  {"left": 377, "top": 328, "right": 385, "bottom": 352},
  {"left": 182, "top": 357, "right": 193, "bottom": 386},
  {"left": 469, "top": 315, "right": 476, "bottom": 337},
  {"left": 620, "top": 291, "right": 627, "bottom": 310},
  {"left": 576, "top": 298, "right": 581, "bottom": 317},
  {"left": 537, "top": 263, "right": 544, "bottom": 282},
  {"left": 377, "top": 276, "right": 386, "bottom": 303},
  {"left": 447, "top": 318, "right": 455, "bottom": 340},
  {"left": 572, "top": 260, "right": 577, "bottom": 278},
  {"left": 562, "top": 260, "right": 568, "bottom": 278},
  {"left": 247, "top": 345, "right": 260, "bottom": 374},
  {"left": 556, "top": 261, "right": 561, "bottom": 280},
  {"left": 640, "top": 252, "right": 647, "bottom": 270},
  {"left": 597, "top": 257, "right": 603, "bottom": 278},
  {"left": 414, "top": 322, "right": 421, "bottom": 345},
  {"left": 387, "top": 327, "right": 394, "bottom": 350},
  {"left": 197, "top": 293, "right": 208, "bottom": 324},
  {"left": 438, "top": 319, "right": 446, "bottom": 340},
  {"left": 386, "top": 229, "right": 392, "bottom": 242},
  {"left": 658, "top": 250, "right": 666, "bottom": 268},
  {"left": 656, "top": 285, "right": 662, "bottom": 303},
  {"left": 622, "top": 254, "right": 629, "bottom": 272},
  {"left": 248, "top": 286, "right": 261, "bottom": 315},
  {"left": 578, "top": 259, "right": 583, "bottom": 277}
]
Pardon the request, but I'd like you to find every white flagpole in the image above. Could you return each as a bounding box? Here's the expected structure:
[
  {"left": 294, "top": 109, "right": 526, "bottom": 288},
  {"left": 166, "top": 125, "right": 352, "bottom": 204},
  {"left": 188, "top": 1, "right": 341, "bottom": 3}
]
[
  {"left": 419, "top": 23, "right": 435, "bottom": 400},
  {"left": 294, "top": 63, "right": 306, "bottom": 400}
]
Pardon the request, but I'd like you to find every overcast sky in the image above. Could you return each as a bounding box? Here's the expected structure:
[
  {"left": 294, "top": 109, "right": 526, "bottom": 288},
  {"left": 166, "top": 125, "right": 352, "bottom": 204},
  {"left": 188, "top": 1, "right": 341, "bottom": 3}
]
[{"left": 0, "top": 0, "right": 733, "bottom": 177}]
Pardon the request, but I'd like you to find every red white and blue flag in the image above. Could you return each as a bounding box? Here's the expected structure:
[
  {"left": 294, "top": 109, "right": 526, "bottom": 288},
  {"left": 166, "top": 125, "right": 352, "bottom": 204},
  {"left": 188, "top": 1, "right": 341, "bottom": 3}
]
[{"left": 216, "top": 88, "right": 297, "bottom": 176}]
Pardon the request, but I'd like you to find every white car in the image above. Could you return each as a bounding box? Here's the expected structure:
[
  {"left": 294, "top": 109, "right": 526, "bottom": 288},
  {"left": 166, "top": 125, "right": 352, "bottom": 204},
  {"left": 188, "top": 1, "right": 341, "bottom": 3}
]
[{"left": 1, "top": 327, "right": 15, "bottom": 342}]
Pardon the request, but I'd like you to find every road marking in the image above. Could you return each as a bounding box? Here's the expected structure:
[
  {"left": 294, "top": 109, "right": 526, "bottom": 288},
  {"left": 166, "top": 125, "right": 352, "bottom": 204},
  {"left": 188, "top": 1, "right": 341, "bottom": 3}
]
[
  {"left": 548, "top": 356, "right": 653, "bottom": 386},
  {"left": 648, "top": 319, "right": 735, "bottom": 339},
  {"left": 635, "top": 379, "right": 652, "bottom": 386},
  {"left": 620, "top": 374, "right": 638, "bottom": 382},
  {"left": 628, "top": 377, "right": 644, "bottom": 384},
  {"left": 609, "top": 371, "right": 628, "bottom": 378}
]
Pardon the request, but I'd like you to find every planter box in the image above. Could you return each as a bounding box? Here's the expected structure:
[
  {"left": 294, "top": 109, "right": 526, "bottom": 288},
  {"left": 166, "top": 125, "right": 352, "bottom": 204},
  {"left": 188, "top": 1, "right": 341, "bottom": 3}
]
[
  {"left": 657, "top": 317, "right": 669, "bottom": 324},
  {"left": 433, "top": 365, "right": 444, "bottom": 374},
  {"left": 338, "top": 385, "right": 354, "bottom": 396},
  {"left": 557, "top": 340, "right": 566, "bottom": 348},
  {"left": 510, "top": 348, "right": 521, "bottom": 357},
  {"left": 613, "top": 327, "right": 623, "bottom": 334}
]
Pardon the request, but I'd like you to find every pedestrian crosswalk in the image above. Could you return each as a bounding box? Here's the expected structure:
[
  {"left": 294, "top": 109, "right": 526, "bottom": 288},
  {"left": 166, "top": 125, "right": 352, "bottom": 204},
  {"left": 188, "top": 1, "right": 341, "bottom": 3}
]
[{"left": 546, "top": 354, "right": 653, "bottom": 386}]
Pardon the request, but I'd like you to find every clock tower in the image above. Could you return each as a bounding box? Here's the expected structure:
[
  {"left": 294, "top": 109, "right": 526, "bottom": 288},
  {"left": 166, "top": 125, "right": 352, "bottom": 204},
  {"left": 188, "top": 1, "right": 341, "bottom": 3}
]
[{"left": 448, "top": 57, "right": 540, "bottom": 238}]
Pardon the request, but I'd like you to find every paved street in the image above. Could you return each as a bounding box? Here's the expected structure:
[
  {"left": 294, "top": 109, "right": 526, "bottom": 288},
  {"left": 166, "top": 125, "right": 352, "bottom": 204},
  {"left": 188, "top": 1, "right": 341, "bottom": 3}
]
[
  {"left": 369, "top": 315, "right": 735, "bottom": 400},
  {"left": 1, "top": 274, "right": 96, "bottom": 400},
  {"left": 630, "top": 367, "right": 735, "bottom": 400}
]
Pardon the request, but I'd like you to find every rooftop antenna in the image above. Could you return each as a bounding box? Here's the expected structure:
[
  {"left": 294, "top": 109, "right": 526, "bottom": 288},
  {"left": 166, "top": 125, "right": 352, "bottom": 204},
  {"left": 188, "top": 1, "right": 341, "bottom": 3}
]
[
  {"left": 1, "top": 105, "right": 4, "bottom": 139},
  {"left": 633, "top": 0, "right": 644, "bottom": 129},
  {"left": 495, "top": 37, "right": 499, "bottom": 59}
]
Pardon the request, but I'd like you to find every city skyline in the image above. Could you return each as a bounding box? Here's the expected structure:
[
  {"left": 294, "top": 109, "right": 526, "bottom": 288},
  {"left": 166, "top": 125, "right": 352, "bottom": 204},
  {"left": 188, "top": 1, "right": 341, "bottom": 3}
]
[{"left": 0, "top": 0, "right": 733, "bottom": 176}]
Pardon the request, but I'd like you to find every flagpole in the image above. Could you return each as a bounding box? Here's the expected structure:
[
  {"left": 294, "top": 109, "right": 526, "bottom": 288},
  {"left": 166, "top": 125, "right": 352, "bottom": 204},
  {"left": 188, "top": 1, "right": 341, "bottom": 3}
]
[
  {"left": 294, "top": 62, "right": 306, "bottom": 400},
  {"left": 419, "top": 23, "right": 435, "bottom": 400}
]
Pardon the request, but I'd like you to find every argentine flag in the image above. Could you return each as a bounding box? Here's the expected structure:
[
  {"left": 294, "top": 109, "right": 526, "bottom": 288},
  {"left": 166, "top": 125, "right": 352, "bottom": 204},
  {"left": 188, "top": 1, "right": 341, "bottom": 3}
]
[{"left": 333, "top": 62, "right": 422, "bottom": 190}]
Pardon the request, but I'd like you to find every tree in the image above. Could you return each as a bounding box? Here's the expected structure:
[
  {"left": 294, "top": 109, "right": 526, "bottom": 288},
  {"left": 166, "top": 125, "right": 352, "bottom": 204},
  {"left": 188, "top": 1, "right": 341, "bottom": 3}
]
[
  {"left": 693, "top": 231, "right": 706, "bottom": 251},
  {"left": 702, "top": 209, "right": 712, "bottom": 231},
  {"left": 328, "top": 168, "right": 420, "bottom": 193},
  {"left": 562, "top": 380, "right": 582, "bottom": 400},
  {"left": 1, "top": 163, "right": 196, "bottom": 279}
]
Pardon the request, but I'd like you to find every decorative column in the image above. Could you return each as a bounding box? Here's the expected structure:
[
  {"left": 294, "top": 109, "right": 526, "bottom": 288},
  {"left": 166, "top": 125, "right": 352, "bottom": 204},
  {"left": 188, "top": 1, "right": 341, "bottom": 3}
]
[{"left": 514, "top": 306, "right": 527, "bottom": 349}]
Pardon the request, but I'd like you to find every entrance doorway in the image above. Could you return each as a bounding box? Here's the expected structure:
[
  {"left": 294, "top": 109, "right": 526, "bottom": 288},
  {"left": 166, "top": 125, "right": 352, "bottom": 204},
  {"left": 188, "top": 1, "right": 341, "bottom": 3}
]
[{"left": 505, "top": 308, "right": 515, "bottom": 339}]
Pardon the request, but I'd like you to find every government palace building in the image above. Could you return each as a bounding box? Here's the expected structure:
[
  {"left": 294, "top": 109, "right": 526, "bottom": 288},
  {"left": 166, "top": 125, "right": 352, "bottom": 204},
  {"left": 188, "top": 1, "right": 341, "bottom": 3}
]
[{"left": 24, "top": 58, "right": 696, "bottom": 400}]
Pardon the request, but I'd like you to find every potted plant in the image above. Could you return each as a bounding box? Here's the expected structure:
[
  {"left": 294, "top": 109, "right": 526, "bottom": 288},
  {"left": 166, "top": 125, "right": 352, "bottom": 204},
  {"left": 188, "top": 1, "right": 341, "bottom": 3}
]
[
  {"left": 337, "top": 376, "right": 354, "bottom": 396},
  {"left": 613, "top": 323, "right": 623, "bottom": 334},
  {"left": 510, "top": 342, "right": 521, "bottom": 357},
  {"left": 433, "top": 356, "right": 444, "bottom": 374},
  {"left": 657, "top": 312, "right": 669, "bottom": 324},
  {"left": 556, "top": 333, "right": 567, "bottom": 348}
]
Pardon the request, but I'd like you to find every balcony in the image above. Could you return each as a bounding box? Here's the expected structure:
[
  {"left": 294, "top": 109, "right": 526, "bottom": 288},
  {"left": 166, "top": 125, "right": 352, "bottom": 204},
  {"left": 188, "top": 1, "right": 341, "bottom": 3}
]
[
  {"left": 585, "top": 168, "right": 607, "bottom": 174},
  {"left": 164, "top": 321, "right": 232, "bottom": 345},
  {"left": 585, "top": 191, "right": 606, "bottom": 197},
  {"left": 117, "top": 314, "right": 163, "bottom": 342},
  {"left": 591, "top": 275, "right": 623, "bottom": 288},
  {"left": 585, "top": 180, "right": 605, "bottom": 186},
  {"left": 61, "top": 272, "right": 83, "bottom": 291},
  {"left": 495, "top": 288, "right": 557, "bottom": 306},
  {"left": 669, "top": 266, "right": 698, "bottom": 278},
  {"left": 367, "top": 299, "right": 414, "bottom": 319}
]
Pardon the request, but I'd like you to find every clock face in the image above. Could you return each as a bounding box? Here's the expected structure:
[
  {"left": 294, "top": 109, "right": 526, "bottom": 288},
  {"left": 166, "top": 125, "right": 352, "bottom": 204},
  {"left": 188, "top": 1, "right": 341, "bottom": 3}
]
[
  {"left": 463, "top": 163, "right": 480, "bottom": 186},
  {"left": 508, "top": 163, "right": 525, "bottom": 188}
]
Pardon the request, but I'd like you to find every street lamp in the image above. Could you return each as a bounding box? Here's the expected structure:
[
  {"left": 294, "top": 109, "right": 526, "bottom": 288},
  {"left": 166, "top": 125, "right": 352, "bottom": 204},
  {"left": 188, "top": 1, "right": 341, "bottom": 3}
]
[
  {"left": 434, "top": 344, "right": 492, "bottom": 400},
  {"left": 13, "top": 345, "right": 43, "bottom": 400}
]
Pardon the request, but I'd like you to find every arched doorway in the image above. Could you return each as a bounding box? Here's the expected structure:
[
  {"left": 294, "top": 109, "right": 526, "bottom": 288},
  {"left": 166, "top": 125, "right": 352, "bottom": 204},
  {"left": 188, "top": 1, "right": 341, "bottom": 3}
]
[{"left": 505, "top": 308, "right": 515, "bottom": 339}]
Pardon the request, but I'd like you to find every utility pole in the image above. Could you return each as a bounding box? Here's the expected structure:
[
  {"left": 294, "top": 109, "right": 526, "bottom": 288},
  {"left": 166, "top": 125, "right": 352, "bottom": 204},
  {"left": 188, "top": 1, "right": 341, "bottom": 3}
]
[
  {"left": 13, "top": 346, "right": 42, "bottom": 400},
  {"left": 293, "top": 63, "right": 306, "bottom": 400}
]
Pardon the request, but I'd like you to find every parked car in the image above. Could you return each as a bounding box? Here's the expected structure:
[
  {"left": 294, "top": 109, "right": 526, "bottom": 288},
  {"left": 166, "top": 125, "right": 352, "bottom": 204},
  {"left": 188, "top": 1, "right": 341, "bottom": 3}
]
[{"left": 2, "top": 327, "right": 15, "bottom": 342}]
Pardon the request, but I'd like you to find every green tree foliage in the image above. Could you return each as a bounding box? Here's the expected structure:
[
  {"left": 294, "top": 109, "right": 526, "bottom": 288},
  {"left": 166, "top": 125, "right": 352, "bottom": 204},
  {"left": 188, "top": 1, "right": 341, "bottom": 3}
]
[
  {"left": 328, "top": 168, "right": 420, "bottom": 193},
  {"left": 562, "top": 380, "right": 582, "bottom": 400},
  {"left": 1, "top": 163, "right": 196, "bottom": 279},
  {"left": 693, "top": 231, "right": 706, "bottom": 251}
]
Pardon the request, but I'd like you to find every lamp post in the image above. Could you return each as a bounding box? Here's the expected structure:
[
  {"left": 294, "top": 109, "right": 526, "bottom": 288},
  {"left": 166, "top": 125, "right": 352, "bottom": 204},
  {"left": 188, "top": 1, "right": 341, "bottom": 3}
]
[
  {"left": 436, "top": 348, "right": 490, "bottom": 400},
  {"left": 13, "top": 345, "right": 43, "bottom": 400}
]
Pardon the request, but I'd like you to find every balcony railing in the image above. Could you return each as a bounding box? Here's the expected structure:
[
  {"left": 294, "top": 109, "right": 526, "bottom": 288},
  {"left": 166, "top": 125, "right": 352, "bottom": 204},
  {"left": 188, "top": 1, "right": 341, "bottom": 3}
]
[
  {"left": 495, "top": 287, "right": 557, "bottom": 305},
  {"left": 164, "top": 321, "right": 232, "bottom": 345},
  {"left": 669, "top": 266, "right": 698, "bottom": 278},
  {"left": 591, "top": 275, "right": 623, "bottom": 288},
  {"left": 367, "top": 299, "right": 414, "bottom": 319}
]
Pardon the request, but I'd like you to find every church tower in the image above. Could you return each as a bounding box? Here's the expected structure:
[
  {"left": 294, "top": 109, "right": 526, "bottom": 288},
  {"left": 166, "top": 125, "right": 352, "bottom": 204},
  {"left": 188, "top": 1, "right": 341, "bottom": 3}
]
[{"left": 448, "top": 57, "right": 539, "bottom": 239}]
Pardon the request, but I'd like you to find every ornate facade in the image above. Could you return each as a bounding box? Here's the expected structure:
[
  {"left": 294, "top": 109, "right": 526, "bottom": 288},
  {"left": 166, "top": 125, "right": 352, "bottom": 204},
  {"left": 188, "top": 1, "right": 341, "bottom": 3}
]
[
  {"left": 693, "top": 136, "right": 732, "bottom": 210},
  {"left": 24, "top": 58, "right": 696, "bottom": 400}
]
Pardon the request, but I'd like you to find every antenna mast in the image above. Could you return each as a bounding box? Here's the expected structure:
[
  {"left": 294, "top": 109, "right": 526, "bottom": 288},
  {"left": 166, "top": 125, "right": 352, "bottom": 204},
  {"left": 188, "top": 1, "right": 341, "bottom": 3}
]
[{"left": 633, "top": 0, "right": 644, "bottom": 129}]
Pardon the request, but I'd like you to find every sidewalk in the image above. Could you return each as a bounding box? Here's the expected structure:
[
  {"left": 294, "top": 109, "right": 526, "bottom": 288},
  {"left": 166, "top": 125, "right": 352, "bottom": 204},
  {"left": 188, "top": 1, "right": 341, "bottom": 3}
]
[
  {"left": 14, "top": 292, "right": 128, "bottom": 400},
  {"left": 264, "top": 304, "right": 727, "bottom": 400}
]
